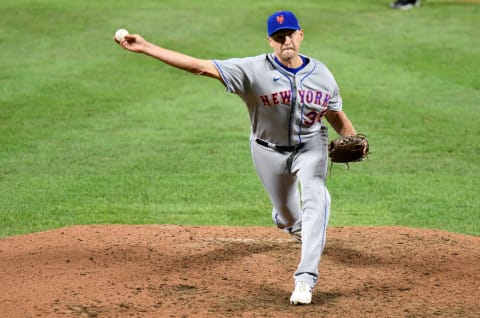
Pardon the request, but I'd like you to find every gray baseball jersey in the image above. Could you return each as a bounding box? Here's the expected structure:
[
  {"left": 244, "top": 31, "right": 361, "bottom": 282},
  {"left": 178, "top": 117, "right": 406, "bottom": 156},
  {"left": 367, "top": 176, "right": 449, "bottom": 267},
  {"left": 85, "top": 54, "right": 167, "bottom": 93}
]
[
  {"left": 213, "top": 53, "right": 342, "bottom": 146},
  {"left": 212, "top": 53, "right": 339, "bottom": 288}
]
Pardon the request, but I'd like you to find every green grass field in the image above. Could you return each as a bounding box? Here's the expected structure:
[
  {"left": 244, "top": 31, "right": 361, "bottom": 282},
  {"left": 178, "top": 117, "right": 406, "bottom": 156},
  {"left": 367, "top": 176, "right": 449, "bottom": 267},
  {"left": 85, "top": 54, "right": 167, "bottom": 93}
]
[{"left": 1, "top": 0, "right": 479, "bottom": 238}]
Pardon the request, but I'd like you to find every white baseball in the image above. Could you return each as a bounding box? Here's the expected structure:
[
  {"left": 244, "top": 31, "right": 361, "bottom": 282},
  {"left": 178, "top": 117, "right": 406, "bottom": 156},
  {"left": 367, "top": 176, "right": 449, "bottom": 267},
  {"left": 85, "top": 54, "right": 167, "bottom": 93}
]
[{"left": 115, "top": 28, "right": 129, "bottom": 42}]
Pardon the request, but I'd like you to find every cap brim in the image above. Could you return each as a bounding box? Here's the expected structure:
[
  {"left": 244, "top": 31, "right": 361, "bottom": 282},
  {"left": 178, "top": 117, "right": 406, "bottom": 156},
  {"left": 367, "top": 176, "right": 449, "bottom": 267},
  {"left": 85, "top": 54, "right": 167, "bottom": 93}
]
[{"left": 268, "top": 26, "right": 300, "bottom": 37}]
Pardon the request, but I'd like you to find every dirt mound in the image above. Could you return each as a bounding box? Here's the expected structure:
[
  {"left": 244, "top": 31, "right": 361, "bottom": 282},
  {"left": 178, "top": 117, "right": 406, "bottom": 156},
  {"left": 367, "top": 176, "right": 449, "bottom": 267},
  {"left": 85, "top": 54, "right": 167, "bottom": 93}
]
[{"left": 1, "top": 225, "right": 479, "bottom": 317}]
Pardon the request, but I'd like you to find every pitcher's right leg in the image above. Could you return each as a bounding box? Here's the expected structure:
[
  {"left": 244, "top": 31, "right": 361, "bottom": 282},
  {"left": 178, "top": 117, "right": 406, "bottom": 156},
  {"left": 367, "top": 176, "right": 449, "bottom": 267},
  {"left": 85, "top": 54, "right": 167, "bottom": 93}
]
[{"left": 250, "top": 139, "right": 302, "bottom": 232}]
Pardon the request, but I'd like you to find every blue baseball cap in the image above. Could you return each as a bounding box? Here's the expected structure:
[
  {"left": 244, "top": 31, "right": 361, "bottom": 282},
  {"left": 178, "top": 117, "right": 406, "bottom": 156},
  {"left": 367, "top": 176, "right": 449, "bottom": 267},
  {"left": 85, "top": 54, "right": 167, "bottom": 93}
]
[{"left": 267, "top": 11, "right": 301, "bottom": 37}]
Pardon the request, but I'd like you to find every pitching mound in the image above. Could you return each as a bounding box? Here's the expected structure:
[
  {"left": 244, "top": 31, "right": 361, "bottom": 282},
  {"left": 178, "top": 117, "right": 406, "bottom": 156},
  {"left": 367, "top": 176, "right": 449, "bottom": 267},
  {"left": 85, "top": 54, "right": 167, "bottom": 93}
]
[{"left": 0, "top": 225, "right": 479, "bottom": 317}]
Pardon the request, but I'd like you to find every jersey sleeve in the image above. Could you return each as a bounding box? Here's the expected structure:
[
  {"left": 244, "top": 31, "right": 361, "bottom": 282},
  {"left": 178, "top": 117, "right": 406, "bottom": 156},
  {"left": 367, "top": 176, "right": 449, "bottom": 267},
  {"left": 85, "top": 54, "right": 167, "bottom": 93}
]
[
  {"left": 211, "top": 57, "right": 254, "bottom": 95},
  {"left": 328, "top": 84, "right": 342, "bottom": 112}
]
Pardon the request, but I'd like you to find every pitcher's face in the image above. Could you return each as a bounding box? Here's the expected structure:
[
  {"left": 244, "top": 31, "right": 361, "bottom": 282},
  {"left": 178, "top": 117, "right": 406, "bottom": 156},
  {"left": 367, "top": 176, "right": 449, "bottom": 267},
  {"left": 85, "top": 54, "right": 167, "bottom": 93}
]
[{"left": 268, "top": 29, "right": 304, "bottom": 62}]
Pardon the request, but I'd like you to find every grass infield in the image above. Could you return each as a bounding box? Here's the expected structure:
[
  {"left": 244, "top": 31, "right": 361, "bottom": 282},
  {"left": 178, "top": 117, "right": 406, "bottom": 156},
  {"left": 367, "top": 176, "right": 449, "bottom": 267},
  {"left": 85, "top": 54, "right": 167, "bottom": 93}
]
[{"left": 0, "top": 0, "right": 479, "bottom": 237}]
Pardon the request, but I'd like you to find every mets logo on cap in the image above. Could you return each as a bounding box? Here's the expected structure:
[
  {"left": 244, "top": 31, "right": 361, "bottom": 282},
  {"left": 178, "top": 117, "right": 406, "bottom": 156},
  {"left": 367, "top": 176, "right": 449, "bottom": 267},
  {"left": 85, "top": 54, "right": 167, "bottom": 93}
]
[
  {"left": 276, "top": 14, "right": 285, "bottom": 24},
  {"left": 267, "top": 10, "right": 301, "bottom": 36}
]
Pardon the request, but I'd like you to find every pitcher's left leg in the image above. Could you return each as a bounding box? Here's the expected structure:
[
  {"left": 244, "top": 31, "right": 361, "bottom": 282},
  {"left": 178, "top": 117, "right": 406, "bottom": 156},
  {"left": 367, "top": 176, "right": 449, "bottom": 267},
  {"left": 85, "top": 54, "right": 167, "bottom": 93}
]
[
  {"left": 293, "top": 179, "right": 330, "bottom": 286},
  {"left": 290, "top": 133, "right": 330, "bottom": 289}
]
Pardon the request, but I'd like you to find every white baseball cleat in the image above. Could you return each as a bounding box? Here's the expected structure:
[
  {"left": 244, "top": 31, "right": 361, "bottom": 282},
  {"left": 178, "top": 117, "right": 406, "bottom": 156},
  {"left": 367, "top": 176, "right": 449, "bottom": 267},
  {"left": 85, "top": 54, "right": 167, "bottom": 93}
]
[
  {"left": 289, "top": 281, "right": 312, "bottom": 305},
  {"left": 289, "top": 228, "right": 302, "bottom": 243},
  {"left": 282, "top": 227, "right": 301, "bottom": 242}
]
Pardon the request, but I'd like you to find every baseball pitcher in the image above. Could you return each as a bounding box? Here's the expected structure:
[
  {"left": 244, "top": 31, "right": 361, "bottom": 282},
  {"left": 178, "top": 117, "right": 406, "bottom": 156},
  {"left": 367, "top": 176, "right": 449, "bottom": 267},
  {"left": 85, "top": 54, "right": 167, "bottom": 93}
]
[{"left": 115, "top": 10, "right": 366, "bottom": 305}]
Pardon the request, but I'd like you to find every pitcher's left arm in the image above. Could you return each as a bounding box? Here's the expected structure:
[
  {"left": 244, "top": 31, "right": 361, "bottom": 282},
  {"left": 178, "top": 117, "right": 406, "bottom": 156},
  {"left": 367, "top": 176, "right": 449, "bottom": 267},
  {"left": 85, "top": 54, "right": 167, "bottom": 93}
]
[{"left": 325, "top": 110, "right": 357, "bottom": 136}]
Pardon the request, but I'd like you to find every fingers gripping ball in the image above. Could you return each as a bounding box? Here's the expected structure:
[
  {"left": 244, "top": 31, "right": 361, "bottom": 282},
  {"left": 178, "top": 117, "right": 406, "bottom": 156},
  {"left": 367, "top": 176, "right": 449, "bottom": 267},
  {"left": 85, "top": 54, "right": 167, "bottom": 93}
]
[
  {"left": 115, "top": 28, "right": 129, "bottom": 42},
  {"left": 328, "top": 134, "right": 369, "bottom": 163}
]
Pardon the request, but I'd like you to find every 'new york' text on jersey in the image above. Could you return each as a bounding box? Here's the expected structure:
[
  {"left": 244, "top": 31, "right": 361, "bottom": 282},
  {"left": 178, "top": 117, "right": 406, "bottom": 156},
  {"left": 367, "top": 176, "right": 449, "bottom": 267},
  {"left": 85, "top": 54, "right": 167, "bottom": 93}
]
[{"left": 212, "top": 53, "right": 342, "bottom": 146}]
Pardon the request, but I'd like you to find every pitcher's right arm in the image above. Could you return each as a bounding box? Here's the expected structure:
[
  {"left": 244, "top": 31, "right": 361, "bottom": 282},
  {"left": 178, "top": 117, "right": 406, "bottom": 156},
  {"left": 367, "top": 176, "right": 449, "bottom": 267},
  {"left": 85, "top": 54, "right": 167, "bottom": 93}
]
[{"left": 115, "top": 34, "right": 222, "bottom": 82}]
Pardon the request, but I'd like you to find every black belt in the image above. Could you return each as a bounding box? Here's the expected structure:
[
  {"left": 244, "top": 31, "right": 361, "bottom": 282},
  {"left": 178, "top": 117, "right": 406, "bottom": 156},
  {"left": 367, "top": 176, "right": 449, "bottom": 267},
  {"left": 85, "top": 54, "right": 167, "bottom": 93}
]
[{"left": 255, "top": 138, "right": 305, "bottom": 152}]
